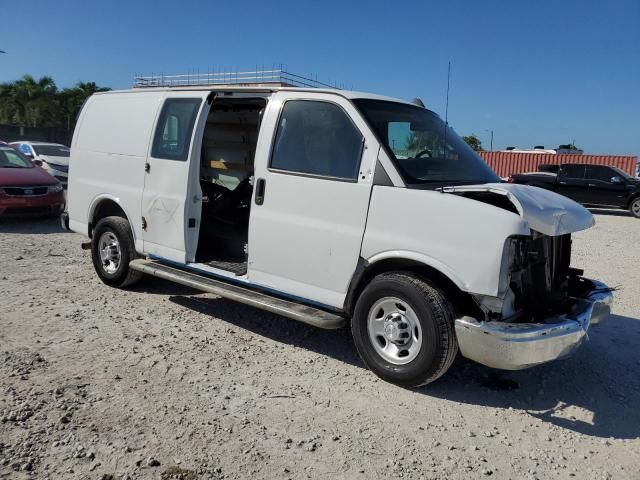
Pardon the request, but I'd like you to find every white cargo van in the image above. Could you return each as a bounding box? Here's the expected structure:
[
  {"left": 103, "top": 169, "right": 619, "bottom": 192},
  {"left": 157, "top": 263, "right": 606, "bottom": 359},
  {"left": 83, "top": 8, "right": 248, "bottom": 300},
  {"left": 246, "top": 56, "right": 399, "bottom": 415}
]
[{"left": 62, "top": 86, "right": 613, "bottom": 387}]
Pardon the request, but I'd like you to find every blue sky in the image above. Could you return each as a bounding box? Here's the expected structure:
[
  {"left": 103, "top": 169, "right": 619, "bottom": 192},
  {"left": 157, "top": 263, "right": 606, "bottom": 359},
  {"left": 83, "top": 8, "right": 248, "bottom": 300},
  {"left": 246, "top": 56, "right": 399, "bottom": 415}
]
[{"left": 2, "top": 0, "right": 639, "bottom": 156}]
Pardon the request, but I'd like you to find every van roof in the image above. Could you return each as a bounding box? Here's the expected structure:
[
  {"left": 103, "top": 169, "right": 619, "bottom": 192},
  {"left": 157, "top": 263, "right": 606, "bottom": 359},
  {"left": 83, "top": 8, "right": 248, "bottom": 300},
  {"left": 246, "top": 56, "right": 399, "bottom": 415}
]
[{"left": 95, "top": 86, "right": 417, "bottom": 107}]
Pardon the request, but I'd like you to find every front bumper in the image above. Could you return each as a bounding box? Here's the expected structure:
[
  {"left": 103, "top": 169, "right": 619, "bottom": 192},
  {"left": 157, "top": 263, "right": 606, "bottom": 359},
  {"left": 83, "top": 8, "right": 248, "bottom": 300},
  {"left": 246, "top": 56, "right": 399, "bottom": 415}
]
[
  {"left": 454, "top": 279, "right": 613, "bottom": 370},
  {"left": 0, "top": 192, "right": 65, "bottom": 217}
]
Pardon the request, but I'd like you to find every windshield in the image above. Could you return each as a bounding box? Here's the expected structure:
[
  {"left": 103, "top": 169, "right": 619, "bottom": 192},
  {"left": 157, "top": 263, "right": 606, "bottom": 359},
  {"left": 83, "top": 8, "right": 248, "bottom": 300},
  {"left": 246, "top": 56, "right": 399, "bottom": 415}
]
[
  {"left": 0, "top": 148, "right": 33, "bottom": 168},
  {"left": 33, "top": 144, "right": 70, "bottom": 157},
  {"left": 354, "top": 99, "right": 500, "bottom": 187}
]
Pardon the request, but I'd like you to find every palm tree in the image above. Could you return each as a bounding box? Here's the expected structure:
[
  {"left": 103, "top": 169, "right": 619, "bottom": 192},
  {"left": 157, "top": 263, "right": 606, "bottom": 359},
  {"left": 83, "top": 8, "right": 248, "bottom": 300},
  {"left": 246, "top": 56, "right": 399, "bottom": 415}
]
[
  {"left": 5, "top": 75, "right": 59, "bottom": 127},
  {"left": 0, "top": 76, "right": 110, "bottom": 129}
]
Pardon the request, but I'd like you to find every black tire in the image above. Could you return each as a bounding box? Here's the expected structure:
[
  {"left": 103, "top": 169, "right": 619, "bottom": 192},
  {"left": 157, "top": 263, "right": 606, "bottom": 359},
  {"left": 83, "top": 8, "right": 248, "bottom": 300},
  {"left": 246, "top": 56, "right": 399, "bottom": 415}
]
[
  {"left": 91, "top": 216, "right": 142, "bottom": 288},
  {"left": 352, "top": 272, "right": 458, "bottom": 387},
  {"left": 629, "top": 197, "right": 640, "bottom": 218}
]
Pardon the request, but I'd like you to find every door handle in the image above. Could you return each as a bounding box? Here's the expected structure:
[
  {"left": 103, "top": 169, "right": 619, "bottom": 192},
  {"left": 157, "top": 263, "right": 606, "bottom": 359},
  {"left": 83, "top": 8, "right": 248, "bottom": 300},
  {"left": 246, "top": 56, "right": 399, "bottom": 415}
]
[
  {"left": 255, "top": 178, "right": 266, "bottom": 205},
  {"left": 588, "top": 183, "right": 596, "bottom": 187},
  {"left": 559, "top": 181, "right": 567, "bottom": 185}
]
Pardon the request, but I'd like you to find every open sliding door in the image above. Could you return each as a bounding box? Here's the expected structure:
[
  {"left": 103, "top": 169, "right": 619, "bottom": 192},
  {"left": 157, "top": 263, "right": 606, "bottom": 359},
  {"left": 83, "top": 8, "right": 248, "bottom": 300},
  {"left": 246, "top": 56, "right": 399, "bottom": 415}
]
[{"left": 141, "top": 91, "right": 211, "bottom": 263}]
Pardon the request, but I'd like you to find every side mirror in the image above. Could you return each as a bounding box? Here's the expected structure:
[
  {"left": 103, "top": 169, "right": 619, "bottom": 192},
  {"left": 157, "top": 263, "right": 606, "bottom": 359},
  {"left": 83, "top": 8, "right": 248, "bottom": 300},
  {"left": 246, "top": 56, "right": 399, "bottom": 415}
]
[
  {"left": 610, "top": 176, "right": 623, "bottom": 184},
  {"left": 32, "top": 159, "right": 43, "bottom": 167}
]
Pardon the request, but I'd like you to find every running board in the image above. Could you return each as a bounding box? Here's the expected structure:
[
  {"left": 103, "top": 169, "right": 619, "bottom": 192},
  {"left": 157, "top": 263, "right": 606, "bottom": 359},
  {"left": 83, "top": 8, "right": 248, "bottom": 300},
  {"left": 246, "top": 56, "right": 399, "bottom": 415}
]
[{"left": 129, "top": 259, "right": 346, "bottom": 330}]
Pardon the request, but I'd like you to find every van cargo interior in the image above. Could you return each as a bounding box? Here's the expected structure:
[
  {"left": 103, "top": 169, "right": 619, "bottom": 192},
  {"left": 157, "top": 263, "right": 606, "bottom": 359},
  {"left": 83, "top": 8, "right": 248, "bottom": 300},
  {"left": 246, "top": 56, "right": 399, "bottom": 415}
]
[{"left": 195, "top": 96, "right": 267, "bottom": 275}]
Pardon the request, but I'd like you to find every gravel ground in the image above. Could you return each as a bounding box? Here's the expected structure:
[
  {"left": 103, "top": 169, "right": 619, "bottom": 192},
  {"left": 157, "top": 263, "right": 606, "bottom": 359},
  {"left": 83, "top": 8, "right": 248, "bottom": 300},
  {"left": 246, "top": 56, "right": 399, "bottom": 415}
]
[{"left": 1, "top": 210, "right": 639, "bottom": 479}]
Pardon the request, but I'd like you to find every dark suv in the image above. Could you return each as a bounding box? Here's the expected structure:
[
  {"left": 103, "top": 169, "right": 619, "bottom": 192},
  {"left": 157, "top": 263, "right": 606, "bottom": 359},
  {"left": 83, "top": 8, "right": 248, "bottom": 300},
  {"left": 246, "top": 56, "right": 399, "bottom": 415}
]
[{"left": 510, "top": 164, "right": 640, "bottom": 218}]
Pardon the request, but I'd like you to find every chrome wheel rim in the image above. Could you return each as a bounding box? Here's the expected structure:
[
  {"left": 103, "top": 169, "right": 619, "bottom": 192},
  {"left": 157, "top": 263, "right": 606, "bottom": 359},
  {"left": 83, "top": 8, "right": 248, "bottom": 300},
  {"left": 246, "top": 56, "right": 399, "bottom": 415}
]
[
  {"left": 367, "top": 297, "right": 422, "bottom": 365},
  {"left": 632, "top": 200, "right": 640, "bottom": 216},
  {"left": 98, "top": 231, "right": 121, "bottom": 274}
]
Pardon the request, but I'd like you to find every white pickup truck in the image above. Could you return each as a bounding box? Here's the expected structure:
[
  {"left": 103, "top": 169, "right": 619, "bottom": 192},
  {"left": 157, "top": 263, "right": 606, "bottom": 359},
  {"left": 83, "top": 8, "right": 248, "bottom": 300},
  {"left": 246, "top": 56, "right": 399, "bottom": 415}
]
[{"left": 62, "top": 86, "right": 613, "bottom": 387}]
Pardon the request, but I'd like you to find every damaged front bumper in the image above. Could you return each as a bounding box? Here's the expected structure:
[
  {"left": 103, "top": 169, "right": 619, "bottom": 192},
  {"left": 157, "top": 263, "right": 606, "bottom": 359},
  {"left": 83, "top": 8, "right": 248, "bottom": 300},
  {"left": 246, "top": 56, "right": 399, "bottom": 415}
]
[{"left": 454, "top": 280, "right": 613, "bottom": 370}]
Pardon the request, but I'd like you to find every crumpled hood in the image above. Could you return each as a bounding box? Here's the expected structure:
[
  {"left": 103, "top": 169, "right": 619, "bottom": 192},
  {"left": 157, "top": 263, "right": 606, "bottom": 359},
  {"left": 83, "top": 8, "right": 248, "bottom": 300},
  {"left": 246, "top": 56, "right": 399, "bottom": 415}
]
[
  {"left": 441, "top": 183, "right": 594, "bottom": 236},
  {"left": 39, "top": 154, "right": 69, "bottom": 167}
]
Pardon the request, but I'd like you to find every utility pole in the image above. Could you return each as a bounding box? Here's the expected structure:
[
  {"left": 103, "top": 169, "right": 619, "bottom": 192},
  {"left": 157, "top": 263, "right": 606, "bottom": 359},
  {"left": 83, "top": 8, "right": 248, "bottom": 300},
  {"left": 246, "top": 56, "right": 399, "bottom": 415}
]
[
  {"left": 483, "top": 129, "right": 494, "bottom": 152},
  {"left": 444, "top": 62, "right": 451, "bottom": 126}
]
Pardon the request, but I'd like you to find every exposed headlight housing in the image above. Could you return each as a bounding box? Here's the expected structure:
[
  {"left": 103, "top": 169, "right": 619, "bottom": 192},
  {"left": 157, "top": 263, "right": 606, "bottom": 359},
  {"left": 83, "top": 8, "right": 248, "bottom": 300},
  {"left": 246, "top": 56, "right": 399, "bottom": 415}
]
[{"left": 48, "top": 184, "right": 63, "bottom": 193}]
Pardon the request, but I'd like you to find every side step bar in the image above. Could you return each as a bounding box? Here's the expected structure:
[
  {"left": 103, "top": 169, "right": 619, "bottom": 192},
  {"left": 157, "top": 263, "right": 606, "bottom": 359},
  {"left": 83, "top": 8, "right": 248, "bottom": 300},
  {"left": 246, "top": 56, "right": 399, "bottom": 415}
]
[{"left": 129, "top": 259, "right": 346, "bottom": 330}]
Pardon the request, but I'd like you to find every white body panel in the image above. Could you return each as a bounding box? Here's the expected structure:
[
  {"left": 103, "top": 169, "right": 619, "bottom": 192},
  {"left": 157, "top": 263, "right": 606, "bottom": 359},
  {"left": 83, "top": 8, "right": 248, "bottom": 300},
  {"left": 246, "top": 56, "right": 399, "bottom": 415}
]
[
  {"left": 247, "top": 91, "right": 377, "bottom": 307},
  {"left": 361, "top": 186, "right": 531, "bottom": 297},
  {"left": 66, "top": 85, "right": 597, "bottom": 312},
  {"left": 68, "top": 91, "right": 164, "bottom": 250},
  {"left": 140, "top": 91, "right": 210, "bottom": 263}
]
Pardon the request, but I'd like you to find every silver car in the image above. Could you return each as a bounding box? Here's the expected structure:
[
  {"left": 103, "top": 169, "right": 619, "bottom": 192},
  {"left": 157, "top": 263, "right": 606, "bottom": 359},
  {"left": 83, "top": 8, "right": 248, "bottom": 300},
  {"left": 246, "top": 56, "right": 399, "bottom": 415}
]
[{"left": 10, "top": 141, "right": 70, "bottom": 186}]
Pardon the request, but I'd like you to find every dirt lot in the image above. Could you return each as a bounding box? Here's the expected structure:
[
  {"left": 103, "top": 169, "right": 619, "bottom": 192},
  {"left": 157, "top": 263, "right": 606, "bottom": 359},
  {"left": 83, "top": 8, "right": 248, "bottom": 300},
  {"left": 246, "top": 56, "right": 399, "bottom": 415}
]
[{"left": 1, "top": 211, "right": 639, "bottom": 480}]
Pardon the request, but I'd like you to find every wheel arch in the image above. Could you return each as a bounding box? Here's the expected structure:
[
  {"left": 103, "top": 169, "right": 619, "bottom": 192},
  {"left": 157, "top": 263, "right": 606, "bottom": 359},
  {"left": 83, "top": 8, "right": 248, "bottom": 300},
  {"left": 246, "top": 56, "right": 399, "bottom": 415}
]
[
  {"left": 344, "top": 254, "right": 479, "bottom": 319},
  {"left": 88, "top": 195, "right": 134, "bottom": 240},
  {"left": 626, "top": 193, "right": 640, "bottom": 209}
]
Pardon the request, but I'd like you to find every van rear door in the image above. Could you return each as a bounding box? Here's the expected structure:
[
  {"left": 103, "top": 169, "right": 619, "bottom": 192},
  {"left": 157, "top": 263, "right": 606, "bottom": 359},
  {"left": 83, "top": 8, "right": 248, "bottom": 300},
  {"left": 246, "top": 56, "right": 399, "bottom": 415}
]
[{"left": 141, "top": 92, "right": 210, "bottom": 262}]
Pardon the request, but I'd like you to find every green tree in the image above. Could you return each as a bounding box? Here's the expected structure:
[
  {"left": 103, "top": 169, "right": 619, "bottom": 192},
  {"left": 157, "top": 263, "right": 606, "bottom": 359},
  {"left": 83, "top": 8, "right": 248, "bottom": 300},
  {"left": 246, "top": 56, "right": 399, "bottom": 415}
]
[
  {"left": 462, "top": 134, "right": 483, "bottom": 151},
  {"left": 0, "top": 75, "right": 59, "bottom": 127},
  {"left": 0, "top": 75, "right": 110, "bottom": 129}
]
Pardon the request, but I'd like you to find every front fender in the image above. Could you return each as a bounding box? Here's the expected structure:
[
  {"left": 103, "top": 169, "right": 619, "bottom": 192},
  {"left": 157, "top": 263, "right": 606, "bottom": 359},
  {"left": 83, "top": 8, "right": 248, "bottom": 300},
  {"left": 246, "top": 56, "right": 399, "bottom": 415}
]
[
  {"left": 361, "top": 186, "right": 531, "bottom": 297},
  {"left": 366, "top": 250, "right": 468, "bottom": 292}
]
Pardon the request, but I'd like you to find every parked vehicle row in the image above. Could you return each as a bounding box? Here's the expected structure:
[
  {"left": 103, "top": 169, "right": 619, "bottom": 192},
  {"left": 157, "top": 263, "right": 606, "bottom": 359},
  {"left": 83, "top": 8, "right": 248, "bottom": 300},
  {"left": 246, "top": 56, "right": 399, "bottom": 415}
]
[
  {"left": 0, "top": 146, "right": 65, "bottom": 218},
  {"left": 10, "top": 141, "right": 70, "bottom": 186},
  {"left": 509, "top": 163, "right": 640, "bottom": 218},
  {"left": 62, "top": 85, "right": 612, "bottom": 387}
]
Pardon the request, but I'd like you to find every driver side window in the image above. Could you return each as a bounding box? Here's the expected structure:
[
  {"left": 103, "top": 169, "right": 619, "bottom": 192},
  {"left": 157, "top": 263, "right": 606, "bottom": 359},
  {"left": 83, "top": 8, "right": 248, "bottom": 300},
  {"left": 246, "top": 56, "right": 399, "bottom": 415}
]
[
  {"left": 588, "top": 166, "right": 616, "bottom": 183},
  {"left": 560, "top": 165, "right": 586, "bottom": 179},
  {"left": 270, "top": 100, "right": 364, "bottom": 180}
]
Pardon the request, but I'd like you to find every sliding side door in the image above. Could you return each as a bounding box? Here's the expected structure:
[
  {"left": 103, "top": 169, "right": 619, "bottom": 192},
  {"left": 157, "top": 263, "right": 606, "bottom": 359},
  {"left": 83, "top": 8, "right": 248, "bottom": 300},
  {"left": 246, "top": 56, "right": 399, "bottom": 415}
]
[{"left": 141, "top": 91, "right": 210, "bottom": 263}]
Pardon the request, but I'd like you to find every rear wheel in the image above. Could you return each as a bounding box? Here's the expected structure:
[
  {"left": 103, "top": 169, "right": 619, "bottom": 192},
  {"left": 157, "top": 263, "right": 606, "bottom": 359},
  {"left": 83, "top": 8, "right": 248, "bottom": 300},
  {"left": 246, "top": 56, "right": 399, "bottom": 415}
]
[
  {"left": 91, "top": 216, "right": 142, "bottom": 288},
  {"left": 630, "top": 198, "right": 640, "bottom": 218},
  {"left": 351, "top": 272, "right": 458, "bottom": 387}
]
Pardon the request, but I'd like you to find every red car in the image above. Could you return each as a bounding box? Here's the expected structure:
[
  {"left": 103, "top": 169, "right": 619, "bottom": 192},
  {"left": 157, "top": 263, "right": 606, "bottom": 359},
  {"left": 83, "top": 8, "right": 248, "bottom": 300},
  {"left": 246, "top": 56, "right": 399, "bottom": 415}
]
[{"left": 0, "top": 146, "right": 65, "bottom": 218}]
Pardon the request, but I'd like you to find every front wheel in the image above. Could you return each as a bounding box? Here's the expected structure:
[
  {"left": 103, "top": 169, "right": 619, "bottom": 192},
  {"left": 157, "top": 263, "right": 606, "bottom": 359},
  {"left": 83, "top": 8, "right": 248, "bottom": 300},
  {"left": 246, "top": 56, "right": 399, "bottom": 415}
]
[
  {"left": 630, "top": 198, "right": 640, "bottom": 218},
  {"left": 91, "top": 216, "right": 142, "bottom": 288},
  {"left": 351, "top": 272, "right": 458, "bottom": 388}
]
